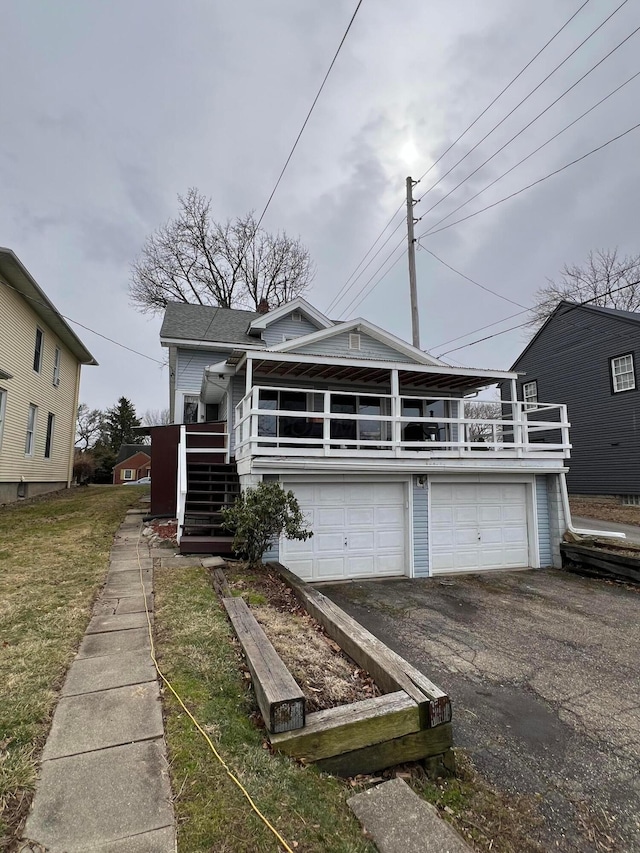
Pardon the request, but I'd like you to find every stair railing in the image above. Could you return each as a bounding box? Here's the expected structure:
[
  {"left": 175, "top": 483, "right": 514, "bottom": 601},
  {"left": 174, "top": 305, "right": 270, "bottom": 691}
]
[{"left": 176, "top": 424, "right": 187, "bottom": 544}]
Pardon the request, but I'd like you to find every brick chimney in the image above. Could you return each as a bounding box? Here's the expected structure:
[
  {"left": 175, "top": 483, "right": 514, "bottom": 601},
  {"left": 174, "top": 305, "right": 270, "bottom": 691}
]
[{"left": 257, "top": 298, "right": 270, "bottom": 314}]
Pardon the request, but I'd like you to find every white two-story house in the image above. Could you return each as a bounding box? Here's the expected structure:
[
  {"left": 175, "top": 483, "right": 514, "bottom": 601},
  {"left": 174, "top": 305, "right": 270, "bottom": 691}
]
[{"left": 156, "top": 297, "right": 571, "bottom": 580}]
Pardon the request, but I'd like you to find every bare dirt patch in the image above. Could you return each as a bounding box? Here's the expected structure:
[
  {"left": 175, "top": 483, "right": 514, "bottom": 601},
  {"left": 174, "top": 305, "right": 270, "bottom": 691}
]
[
  {"left": 570, "top": 496, "right": 640, "bottom": 526},
  {"left": 223, "top": 562, "right": 380, "bottom": 712}
]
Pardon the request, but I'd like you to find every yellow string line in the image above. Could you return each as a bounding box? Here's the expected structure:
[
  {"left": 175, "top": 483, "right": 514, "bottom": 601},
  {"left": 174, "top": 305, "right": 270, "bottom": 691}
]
[{"left": 135, "top": 526, "right": 294, "bottom": 853}]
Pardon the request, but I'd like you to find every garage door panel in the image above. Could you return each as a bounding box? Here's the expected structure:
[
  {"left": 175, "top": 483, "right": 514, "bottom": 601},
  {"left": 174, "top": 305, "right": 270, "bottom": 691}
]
[
  {"left": 316, "top": 507, "right": 346, "bottom": 528},
  {"left": 316, "top": 558, "right": 346, "bottom": 579},
  {"left": 349, "top": 532, "right": 375, "bottom": 550},
  {"left": 431, "top": 482, "right": 530, "bottom": 575},
  {"left": 349, "top": 556, "right": 376, "bottom": 576},
  {"left": 315, "top": 532, "right": 345, "bottom": 552},
  {"left": 347, "top": 507, "right": 375, "bottom": 527}
]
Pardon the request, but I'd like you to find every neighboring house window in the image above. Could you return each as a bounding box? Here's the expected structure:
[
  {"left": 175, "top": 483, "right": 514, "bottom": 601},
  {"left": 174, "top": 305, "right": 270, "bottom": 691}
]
[
  {"left": 0, "top": 389, "right": 6, "bottom": 450},
  {"left": 33, "top": 328, "right": 44, "bottom": 373},
  {"left": 522, "top": 381, "right": 538, "bottom": 410},
  {"left": 44, "top": 413, "right": 55, "bottom": 458},
  {"left": 183, "top": 395, "right": 199, "bottom": 423},
  {"left": 25, "top": 404, "right": 37, "bottom": 455},
  {"left": 53, "top": 347, "right": 61, "bottom": 386},
  {"left": 122, "top": 469, "right": 135, "bottom": 480},
  {"left": 611, "top": 353, "right": 635, "bottom": 393}
]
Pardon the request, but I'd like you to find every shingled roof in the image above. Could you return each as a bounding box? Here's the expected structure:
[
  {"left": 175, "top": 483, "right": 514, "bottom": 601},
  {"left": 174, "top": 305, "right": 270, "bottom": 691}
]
[
  {"left": 160, "top": 303, "right": 263, "bottom": 346},
  {"left": 115, "top": 444, "right": 151, "bottom": 465}
]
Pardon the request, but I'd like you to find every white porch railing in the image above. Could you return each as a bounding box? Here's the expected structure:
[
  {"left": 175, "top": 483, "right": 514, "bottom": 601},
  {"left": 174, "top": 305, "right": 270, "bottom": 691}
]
[
  {"left": 176, "top": 425, "right": 229, "bottom": 544},
  {"left": 233, "top": 385, "right": 571, "bottom": 461}
]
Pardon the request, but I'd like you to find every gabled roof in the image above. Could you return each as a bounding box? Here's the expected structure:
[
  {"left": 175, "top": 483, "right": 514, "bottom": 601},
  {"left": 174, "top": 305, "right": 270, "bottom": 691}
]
[
  {"left": 0, "top": 248, "right": 97, "bottom": 365},
  {"left": 510, "top": 300, "right": 640, "bottom": 369},
  {"left": 247, "top": 297, "right": 333, "bottom": 332},
  {"left": 115, "top": 443, "right": 151, "bottom": 465},
  {"left": 269, "top": 317, "right": 446, "bottom": 366},
  {"left": 160, "top": 303, "right": 262, "bottom": 346}
]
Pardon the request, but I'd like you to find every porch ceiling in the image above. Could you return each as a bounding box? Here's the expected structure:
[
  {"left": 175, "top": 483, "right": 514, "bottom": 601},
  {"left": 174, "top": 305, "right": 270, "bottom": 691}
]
[{"left": 250, "top": 358, "right": 498, "bottom": 394}]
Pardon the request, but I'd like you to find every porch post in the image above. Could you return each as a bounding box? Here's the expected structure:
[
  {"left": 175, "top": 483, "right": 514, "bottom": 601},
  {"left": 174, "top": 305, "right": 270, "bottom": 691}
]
[
  {"left": 391, "top": 369, "right": 401, "bottom": 455},
  {"left": 510, "top": 377, "right": 523, "bottom": 457},
  {"left": 245, "top": 357, "right": 253, "bottom": 396}
]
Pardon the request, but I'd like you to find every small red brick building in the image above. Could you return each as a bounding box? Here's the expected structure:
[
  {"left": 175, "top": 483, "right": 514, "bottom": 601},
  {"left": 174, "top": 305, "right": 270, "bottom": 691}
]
[{"left": 112, "top": 444, "right": 151, "bottom": 484}]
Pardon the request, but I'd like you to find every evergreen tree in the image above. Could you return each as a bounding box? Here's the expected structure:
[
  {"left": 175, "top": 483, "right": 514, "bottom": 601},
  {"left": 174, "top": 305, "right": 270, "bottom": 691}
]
[{"left": 104, "top": 397, "right": 142, "bottom": 451}]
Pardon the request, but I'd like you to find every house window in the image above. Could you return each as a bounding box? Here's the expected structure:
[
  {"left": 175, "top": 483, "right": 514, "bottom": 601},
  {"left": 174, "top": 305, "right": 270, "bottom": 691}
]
[
  {"left": 33, "top": 328, "right": 44, "bottom": 373},
  {"left": 25, "top": 404, "right": 37, "bottom": 455},
  {"left": 611, "top": 354, "right": 635, "bottom": 393},
  {"left": 183, "top": 395, "right": 199, "bottom": 423},
  {"left": 44, "top": 413, "right": 55, "bottom": 458},
  {"left": 122, "top": 469, "right": 135, "bottom": 480},
  {"left": 349, "top": 333, "right": 361, "bottom": 350},
  {"left": 0, "top": 389, "right": 6, "bottom": 450},
  {"left": 53, "top": 347, "right": 61, "bottom": 386},
  {"left": 522, "top": 381, "right": 538, "bottom": 410}
]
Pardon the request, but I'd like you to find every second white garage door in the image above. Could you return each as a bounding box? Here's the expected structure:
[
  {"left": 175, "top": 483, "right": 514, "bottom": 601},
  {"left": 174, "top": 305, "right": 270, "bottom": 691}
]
[
  {"left": 281, "top": 481, "right": 407, "bottom": 581},
  {"left": 430, "top": 482, "right": 530, "bottom": 574}
]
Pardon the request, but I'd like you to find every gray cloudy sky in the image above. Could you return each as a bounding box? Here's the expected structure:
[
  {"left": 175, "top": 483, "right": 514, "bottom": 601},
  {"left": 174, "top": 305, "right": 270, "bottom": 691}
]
[{"left": 2, "top": 0, "right": 639, "bottom": 414}]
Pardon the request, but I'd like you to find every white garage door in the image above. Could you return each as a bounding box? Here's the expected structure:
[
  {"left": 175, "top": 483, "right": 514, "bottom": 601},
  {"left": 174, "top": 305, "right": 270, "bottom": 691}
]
[
  {"left": 281, "top": 481, "right": 406, "bottom": 581},
  {"left": 430, "top": 483, "right": 530, "bottom": 574}
]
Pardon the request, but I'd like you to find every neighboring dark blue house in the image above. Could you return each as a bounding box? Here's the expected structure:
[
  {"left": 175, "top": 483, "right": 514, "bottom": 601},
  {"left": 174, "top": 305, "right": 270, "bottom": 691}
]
[{"left": 504, "top": 300, "right": 640, "bottom": 498}]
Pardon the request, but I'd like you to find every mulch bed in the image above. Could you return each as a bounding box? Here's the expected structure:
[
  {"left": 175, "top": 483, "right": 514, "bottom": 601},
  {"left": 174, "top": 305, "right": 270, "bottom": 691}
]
[{"left": 222, "top": 562, "right": 380, "bottom": 712}]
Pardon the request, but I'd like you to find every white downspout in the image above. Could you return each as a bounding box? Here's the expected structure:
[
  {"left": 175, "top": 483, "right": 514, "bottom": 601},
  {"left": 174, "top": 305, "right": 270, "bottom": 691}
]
[{"left": 559, "top": 472, "right": 625, "bottom": 539}]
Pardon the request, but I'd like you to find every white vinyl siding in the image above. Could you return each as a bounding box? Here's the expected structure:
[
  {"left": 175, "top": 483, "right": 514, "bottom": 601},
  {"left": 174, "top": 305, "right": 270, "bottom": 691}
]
[
  {"left": 175, "top": 348, "right": 233, "bottom": 392},
  {"left": 0, "top": 277, "right": 81, "bottom": 484},
  {"left": 262, "top": 314, "right": 319, "bottom": 348},
  {"left": 611, "top": 354, "right": 635, "bottom": 393},
  {"left": 25, "top": 405, "right": 37, "bottom": 456},
  {"left": 291, "top": 330, "right": 419, "bottom": 362},
  {"left": 413, "top": 477, "right": 429, "bottom": 578},
  {"left": 0, "top": 389, "right": 6, "bottom": 450}
]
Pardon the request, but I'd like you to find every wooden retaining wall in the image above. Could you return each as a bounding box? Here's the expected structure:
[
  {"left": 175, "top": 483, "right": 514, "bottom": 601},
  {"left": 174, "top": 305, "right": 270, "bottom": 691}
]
[{"left": 561, "top": 542, "right": 640, "bottom": 584}]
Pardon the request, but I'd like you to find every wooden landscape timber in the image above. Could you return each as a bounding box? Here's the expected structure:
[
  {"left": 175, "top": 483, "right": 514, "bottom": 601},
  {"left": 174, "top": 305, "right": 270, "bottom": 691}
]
[
  {"left": 222, "top": 596, "right": 305, "bottom": 733},
  {"left": 561, "top": 542, "right": 640, "bottom": 584},
  {"left": 216, "top": 564, "right": 454, "bottom": 777},
  {"left": 268, "top": 562, "right": 452, "bottom": 728}
]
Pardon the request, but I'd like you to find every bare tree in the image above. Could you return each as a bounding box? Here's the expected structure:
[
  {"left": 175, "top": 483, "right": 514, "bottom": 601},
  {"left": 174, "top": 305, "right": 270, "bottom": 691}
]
[
  {"left": 528, "top": 248, "right": 640, "bottom": 329},
  {"left": 465, "top": 401, "right": 503, "bottom": 443},
  {"left": 142, "top": 408, "right": 171, "bottom": 426},
  {"left": 130, "top": 188, "right": 314, "bottom": 315},
  {"left": 76, "top": 404, "right": 105, "bottom": 450}
]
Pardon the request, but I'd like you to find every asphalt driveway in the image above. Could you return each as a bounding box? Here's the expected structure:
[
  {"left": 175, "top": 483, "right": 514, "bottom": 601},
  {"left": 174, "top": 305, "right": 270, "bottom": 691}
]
[{"left": 320, "top": 569, "right": 640, "bottom": 852}]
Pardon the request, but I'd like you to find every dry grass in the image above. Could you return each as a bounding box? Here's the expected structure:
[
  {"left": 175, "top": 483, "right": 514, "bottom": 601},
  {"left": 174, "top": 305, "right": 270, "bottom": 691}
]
[
  {"left": 154, "top": 564, "right": 376, "bottom": 853},
  {"left": 0, "top": 486, "right": 142, "bottom": 849},
  {"left": 570, "top": 496, "right": 640, "bottom": 526}
]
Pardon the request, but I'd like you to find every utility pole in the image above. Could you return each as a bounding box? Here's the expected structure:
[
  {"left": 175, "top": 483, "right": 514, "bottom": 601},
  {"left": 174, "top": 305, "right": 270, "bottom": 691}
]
[{"left": 406, "top": 176, "right": 420, "bottom": 349}]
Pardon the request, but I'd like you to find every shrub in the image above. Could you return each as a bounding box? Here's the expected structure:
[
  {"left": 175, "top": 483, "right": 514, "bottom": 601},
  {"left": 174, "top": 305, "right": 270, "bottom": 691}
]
[{"left": 221, "top": 481, "right": 312, "bottom": 567}]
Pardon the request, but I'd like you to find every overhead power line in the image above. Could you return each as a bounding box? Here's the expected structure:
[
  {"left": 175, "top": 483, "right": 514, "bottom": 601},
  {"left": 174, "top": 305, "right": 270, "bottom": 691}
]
[
  {"left": 422, "top": 249, "right": 528, "bottom": 310},
  {"left": 421, "top": 68, "right": 640, "bottom": 237},
  {"left": 325, "top": 0, "right": 592, "bottom": 316},
  {"left": 337, "top": 242, "right": 406, "bottom": 318},
  {"left": 256, "top": 0, "right": 363, "bottom": 229},
  {"left": 2, "top": 279, "right": 165, "bottom": 366},
  {"left": 415, "top": 0, "right": 630, "bottom": 208},
  {"left": 417, "top": 26, "right": 640, "bottom": 225},
  {"left": 436, "top": 279, "right": 640, "bottom": 357},
  {"left": 418, "top": 119, "right": 640, "bottom": 240}
]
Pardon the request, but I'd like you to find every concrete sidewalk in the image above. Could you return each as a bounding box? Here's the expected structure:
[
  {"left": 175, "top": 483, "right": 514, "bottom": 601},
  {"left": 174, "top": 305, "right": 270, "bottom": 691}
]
[{"left": 21, "top": 509, "right": 176, "bottom": 853}]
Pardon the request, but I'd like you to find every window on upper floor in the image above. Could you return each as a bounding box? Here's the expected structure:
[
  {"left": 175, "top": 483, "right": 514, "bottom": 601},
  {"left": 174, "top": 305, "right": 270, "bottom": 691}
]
[
  {"left": 53, "top": 347, "right": 61, "bottom": 386},
  {"left": 611, "top": 353, "right": 635, "bottom": 393},
  {"left": 25, "top": 404, "right": 37, "bottom": 456},
  {"left": 44, "top": 413, "right": 55, "bottom": 459},
  {"left": 0, "top": 389, "right": 6, "bottom": 450},
  {"left": 33, "top": 328, "right": 44, "bottom": 373},
  {"left": 522, "top": 380, "right": 538, "bottom": 410}
]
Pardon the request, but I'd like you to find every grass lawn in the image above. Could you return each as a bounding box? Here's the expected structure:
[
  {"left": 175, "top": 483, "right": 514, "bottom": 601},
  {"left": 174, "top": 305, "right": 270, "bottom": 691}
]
[
  {"left": 0, "top": 485, "right": 144, "bottom": 848},
  {"left": 154, "top": 563, "right": 376, "bottom": 853}
]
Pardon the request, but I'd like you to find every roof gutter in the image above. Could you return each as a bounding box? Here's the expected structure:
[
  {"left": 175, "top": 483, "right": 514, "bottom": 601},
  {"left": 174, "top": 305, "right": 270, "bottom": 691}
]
[{"left": 559, "top": 473, "right": 625, "bottom": 540}]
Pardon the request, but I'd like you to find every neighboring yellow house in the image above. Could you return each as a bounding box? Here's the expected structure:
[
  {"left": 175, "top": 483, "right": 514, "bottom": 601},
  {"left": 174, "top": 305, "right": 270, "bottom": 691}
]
[{"left": 0, "top": 248, "right": 97, "bottom": 503}]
